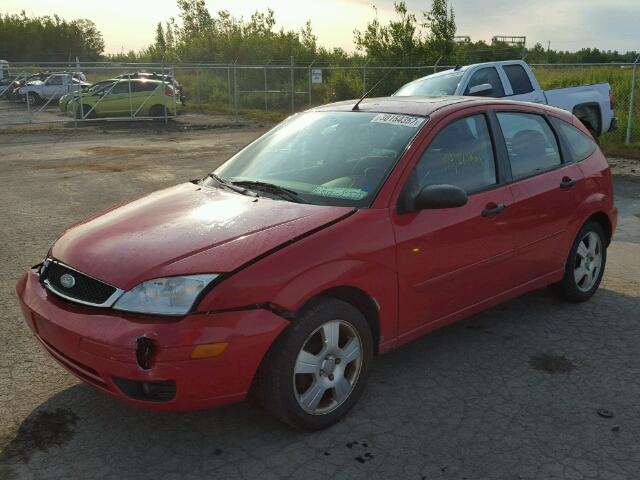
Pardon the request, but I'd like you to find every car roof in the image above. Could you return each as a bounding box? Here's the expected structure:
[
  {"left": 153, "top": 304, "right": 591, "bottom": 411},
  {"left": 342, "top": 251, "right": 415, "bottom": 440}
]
[
  {"left": 310, "top": 96, "right": 472, "bottom": 116},
  {"left": 309, "top": 95, "right": 573, "bottom": 120}
]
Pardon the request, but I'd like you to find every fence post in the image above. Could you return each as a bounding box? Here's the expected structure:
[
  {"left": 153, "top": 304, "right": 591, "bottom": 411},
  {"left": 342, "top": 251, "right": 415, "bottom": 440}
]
[
  {"left": 290, "top": 56, "right": 295, "bottom": 113},
  {"left": 362, "top": 60, "right": 370, "bottom": 96},
  {"left": 196, "top": 67, "right": 201, "bottom": 105},
  {"left": 233, "top": 60, "right": 238, "bottom": 122},
  {"left": 308, "top": 61, "right": 314, "bottom": 106},
  {"left": 163, "top": 64, "right": 168, "bottom": 124},
  {"left": 172, "top": 67, "right": 178, "bottom": 116},
  {"left": 626, "top": 55, "right": 639, "bottom": 145},
  {"left": 27, "top": 91, "right": 32, "bottom": 124},
  {"left": 227, "top": 65, "right": 232, "bottom": 110},
  {"left": 264, "top": 66, "right": 268, "bottom": 111},
  {"left": 363, "top": 67, "right": 366, "bottom": 96},
  {"left": 127, "top": 75, "right": 133, "bottom": 120},
  {"left": 434, "top": 56, "right": 442, "bottom": 73}
]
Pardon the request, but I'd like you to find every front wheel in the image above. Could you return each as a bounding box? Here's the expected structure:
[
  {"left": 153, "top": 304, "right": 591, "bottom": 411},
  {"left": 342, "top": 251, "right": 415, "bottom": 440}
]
[
  {"left": 26, "top": 93, "right": 41, "bottom": 106},
  {"left": 551, "top": 221, "right": 607, "bottom": 302},
  {"left": 254, "top": 298, "right": 374, "bottom": 430}
]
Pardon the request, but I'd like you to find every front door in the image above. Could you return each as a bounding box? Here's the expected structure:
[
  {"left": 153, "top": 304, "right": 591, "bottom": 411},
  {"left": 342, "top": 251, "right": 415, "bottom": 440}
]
[
  {"left": 391, "top": 112, "right": 517, "bottom": 337},
  {"left": 98, "top": 81, "right": 131, "bottom": 116}
]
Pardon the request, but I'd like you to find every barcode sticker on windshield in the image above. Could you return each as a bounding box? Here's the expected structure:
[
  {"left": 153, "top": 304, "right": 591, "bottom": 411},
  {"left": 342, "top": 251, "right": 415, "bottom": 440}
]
[{"left": 371, "top": 114, "right": 425, "bottom": 128}]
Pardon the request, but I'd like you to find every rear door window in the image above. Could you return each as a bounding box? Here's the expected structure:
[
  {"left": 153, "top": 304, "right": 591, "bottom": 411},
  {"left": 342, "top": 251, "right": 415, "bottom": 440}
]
[
  {"left": 110, "top": 82, "right": 130, "bottom": 94},
  {"left": 464, "top": 67, "right": 505, "bottom": 97},
  {"left": 497, "top": 112, "right": 562, "bottom": 180},
  {"left": 503, "top": 65, "right": 534, "bottom": 95},
  {"left": 551, "top": 117, "right": 597, "bottom": 162},
  {"left": 497, "top": 112, "right": 561, "bottom": 179},
  {"left": 410, "top": 114, "right": 497, "bottom": 194}
]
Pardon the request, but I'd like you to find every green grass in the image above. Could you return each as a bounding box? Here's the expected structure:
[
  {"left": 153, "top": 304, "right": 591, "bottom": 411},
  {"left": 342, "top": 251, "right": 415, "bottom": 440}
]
[{"left": 533, "top": 65, "right": 639, "bottom": 148}]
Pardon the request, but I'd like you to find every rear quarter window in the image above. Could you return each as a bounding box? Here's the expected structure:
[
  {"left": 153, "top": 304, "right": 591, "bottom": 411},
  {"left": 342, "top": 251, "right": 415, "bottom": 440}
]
[{"left": 551, "top": 117, "right": 598, "bottom": 162}]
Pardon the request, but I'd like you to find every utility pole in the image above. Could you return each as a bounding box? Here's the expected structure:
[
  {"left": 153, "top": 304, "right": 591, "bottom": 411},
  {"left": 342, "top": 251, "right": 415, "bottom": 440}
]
[{"left": 547, "top": 40, "right": 551, "bottom": 63}]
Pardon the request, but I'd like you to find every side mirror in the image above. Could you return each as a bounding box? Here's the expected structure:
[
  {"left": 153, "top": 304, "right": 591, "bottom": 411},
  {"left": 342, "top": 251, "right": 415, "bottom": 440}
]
[
  {"left": 468, "top": 83, "right": 493, "bottom": 96},
  {"left": 413, "top": 184, "right": 468, "bottom": 211}
]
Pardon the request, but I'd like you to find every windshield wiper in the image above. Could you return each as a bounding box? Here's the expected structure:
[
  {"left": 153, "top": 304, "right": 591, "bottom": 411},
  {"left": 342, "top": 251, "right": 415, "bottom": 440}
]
[
  {"left": 229, "top": 180, "right": 306, "bottom": 203},
  {"left": 205, "top": 173, "right": 256, "bottom": 196}
]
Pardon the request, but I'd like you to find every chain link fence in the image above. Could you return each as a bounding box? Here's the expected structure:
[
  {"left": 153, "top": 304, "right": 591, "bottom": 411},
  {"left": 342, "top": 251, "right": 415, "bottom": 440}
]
[{"left": 1, "top": 60, "right": 639, "bottom": 148}]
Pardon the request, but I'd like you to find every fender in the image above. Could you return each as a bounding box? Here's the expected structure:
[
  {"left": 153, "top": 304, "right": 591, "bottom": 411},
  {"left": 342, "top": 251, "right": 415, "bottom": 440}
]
[{"left": 197, "top": 209, "right": 400, "bottom": 348}]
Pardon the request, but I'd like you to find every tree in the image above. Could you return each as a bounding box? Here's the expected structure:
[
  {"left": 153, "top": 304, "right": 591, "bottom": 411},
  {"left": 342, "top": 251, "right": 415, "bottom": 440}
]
[
  {"left": 154, "top": 22, "right": 166, "bottom": 52},
  {"left": 354, "top": 2, "right": 423, "bottom": 65},
  {"left": 0, "top": 11, "right": 104, "bottom": 61},
  {"left": 176, "top": 0, "right": 211, "bottom": 37},
  {"left": 423, "top": 0, "right": 456, "bottom": 60}
]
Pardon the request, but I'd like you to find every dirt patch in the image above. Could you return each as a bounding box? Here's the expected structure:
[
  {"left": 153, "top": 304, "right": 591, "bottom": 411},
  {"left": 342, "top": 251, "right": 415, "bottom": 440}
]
[
  {"left": 529, "top": 354, "right": 575, "bottom": 374},
  {"left": 33, "top": 160, "right": 146, "bottom": 173},
  {"left": 0, "top": 409, "right": 79, "bottom": 466},
  {"left": 608, "top": 157, "right": 640, "bottom": 177}
]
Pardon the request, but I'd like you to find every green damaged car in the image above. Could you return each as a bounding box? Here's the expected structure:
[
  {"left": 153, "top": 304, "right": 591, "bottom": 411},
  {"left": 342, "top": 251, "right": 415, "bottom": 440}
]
[{"left": 66, "top": 79, "right": 184, "bottom": 119}]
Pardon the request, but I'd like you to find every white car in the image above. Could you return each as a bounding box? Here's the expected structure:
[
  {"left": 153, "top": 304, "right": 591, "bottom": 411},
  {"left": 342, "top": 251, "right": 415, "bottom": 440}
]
[
  {"left": 19, "top": 73, "right": 89, "bottom": 105},
  {"left": 394, "top": 60, "right": 616, "bottom": 138}
]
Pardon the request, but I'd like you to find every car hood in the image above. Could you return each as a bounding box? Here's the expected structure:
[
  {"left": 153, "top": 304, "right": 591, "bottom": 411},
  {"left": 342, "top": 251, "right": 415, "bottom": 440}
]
[
  {"left": 51, "top": 182, "right": 354, "bottom": 289},
  {"left": 26, "top": 80, "right": 43, "bottom": 86}
]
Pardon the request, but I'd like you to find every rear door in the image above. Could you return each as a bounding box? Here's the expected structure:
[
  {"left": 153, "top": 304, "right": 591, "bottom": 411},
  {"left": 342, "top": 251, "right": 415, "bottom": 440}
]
[
  {"left": 494, "top": 109, "right": 584, "bottom": 283},
  {"left": 500, "top": 63, "right": 546, "bottom": 104},
  {"left": 391, "top": 110, "right": 517, "bottom": 337}
]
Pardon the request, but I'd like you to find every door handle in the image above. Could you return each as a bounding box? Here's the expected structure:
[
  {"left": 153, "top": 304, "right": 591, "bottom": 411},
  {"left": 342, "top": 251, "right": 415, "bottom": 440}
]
[
  {"left": 560, "top": 177, "right": 577, "bottom": 189},
  {"left": 482, "top": 203, "right": 506, "bottom": 217}
]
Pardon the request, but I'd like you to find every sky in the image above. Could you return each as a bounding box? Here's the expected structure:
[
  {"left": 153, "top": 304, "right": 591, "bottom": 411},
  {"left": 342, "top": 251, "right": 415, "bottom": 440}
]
[{"left": 3, "top": 0, "right": 640, "bottom": 55}]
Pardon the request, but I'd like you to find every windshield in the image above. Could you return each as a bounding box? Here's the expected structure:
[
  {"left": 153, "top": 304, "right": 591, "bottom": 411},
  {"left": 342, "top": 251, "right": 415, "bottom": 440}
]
[
  {"left": 395, "top": 72, "right": 464, "bottom": 96},
  {"left": 211, "top": 111, "right": 427, "bottom": 207}
]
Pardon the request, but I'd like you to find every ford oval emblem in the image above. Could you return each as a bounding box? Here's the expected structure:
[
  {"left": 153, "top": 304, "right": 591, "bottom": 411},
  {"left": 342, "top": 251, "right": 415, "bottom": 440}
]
[{"left": 60, "top": 273, "right": 76, "bottom": 289}]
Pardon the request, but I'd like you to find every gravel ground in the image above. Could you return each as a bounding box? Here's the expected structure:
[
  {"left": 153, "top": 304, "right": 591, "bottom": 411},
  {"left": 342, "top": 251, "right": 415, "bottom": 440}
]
[{"left": 0, "top": 126, "right": 639, "bottom": 480}]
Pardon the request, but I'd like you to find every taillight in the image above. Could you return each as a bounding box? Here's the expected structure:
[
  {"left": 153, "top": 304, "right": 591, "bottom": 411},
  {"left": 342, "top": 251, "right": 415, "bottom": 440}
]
[
  {"left": 609, "top": 89, "right": 615, "bottom": 110},
  {"left": 164, "top": 87, "right": 174, "bottom": 97}
]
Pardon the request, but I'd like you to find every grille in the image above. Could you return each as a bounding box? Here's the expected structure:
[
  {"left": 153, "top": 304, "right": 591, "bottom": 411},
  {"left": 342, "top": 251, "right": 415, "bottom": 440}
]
[{"left": 42, "top": 260, "right": 118, "bottom": 306}]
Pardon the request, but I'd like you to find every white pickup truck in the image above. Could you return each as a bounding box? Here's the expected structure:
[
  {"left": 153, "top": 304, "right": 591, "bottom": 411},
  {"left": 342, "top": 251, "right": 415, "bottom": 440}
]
[
  {"left": 394, "top": 60, "right": 617, "bottom": 138},
  {"left": 19, "top": 72, "right": 89, "bottom": 105}
]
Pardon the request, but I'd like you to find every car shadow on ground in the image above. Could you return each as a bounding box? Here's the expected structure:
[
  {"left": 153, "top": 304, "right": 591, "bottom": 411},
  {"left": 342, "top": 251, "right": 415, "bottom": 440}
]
[{"left": 2, "top": 286, "right": 640, "bottom": 480}]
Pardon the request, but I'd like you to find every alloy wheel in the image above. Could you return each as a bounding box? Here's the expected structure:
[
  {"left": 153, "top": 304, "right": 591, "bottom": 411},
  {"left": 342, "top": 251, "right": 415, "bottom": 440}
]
[
  {"left": 293, "top": 320, "right": 363, "bottom": 415},
  {"left": 574, "top": 231, "right": 602, "bottom": 292}
]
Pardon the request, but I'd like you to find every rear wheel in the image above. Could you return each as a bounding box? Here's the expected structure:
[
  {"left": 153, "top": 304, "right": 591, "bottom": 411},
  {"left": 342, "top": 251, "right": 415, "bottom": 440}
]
[
  {"left": 551, "top": 221, "right": 606, "bottom": 302},
  {"left": 149, "top": 104, "right": 168, "bottom": 118},
  {"left": 254, "top": 298, "right": 373, "bottom": 430}
]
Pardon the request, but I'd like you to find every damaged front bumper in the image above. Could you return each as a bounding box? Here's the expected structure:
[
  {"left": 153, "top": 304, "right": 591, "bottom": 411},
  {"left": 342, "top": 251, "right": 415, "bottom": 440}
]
[{"left": 16, "top": 268, "right": 288, "bottom": 411}]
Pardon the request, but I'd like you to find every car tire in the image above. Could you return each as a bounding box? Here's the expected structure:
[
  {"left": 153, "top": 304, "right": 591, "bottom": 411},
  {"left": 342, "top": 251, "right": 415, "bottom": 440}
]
[
  {"left": 254, "top": 297, "right": 374, "bottom": 430},
  {"left": 149, "top": 105, "right": 167, "bottom": 118},
  {"left": 26, "top": 93, "right": 41, "bottom": 105},
  {"left": 550, "top": 221, "right": 607, "bottom": 302},
  {"left": 75, "top": 105, "right": 95, "bottom": 119}
]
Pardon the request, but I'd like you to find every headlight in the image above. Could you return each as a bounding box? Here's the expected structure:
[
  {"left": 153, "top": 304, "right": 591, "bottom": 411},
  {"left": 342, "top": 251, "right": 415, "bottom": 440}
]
[{"left": 113, "top": 274, "right": 218, "bottom": 315}]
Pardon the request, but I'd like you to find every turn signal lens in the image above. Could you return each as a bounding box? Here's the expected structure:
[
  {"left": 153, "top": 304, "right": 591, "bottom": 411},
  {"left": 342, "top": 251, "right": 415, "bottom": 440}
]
[{"left": 191, "top": 342, "right": 228, "bottom": 359}]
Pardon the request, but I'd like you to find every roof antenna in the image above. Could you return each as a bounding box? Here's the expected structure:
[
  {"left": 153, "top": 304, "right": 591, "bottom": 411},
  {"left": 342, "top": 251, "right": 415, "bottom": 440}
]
[{"left": 353, "top": 65, "right": 399, "bottom": 111}]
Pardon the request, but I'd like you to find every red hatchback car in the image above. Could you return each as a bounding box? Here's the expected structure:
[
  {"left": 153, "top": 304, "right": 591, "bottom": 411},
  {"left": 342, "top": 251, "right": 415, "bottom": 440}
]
[{"left": 17, "top": 96, "right": 616, "bottom": 429}]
